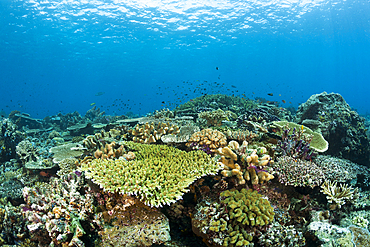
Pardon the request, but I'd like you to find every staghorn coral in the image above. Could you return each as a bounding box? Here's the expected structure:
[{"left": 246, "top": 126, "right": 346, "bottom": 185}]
[
  {"left": 320, "top": 181, "right": 358, "bottom": 209},
  {"left": 128, "top": 121, "right": 180, "bottom": 144},
  {"left": 22, "top": 173, "right": 97, "bottom": 247},
  {"left": 80, "top": 141, "right": 222, "bottom": 207},
  {"left": 186, "top": 128, "right": 227, "bottom": 153},
  {"left": 271, "top": 156, "right": 325, "bottom": 188}
]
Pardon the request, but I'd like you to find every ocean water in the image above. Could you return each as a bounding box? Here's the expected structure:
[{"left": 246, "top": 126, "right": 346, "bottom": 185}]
[{"left": 1, "top": 0, "right": 370, "bottom": 118}]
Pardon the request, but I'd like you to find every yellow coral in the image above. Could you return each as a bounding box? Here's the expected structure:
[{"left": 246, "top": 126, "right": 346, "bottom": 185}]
[
  {"left": 80, "top": 141, "right": 222, "bottom": 207},
  {"left": 221, "top": 189, "right": 274, "bottom": 247}
]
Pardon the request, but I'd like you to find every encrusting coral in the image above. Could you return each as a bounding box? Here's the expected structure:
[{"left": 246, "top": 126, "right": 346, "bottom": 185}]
[
  {"left": 80, "top": 141, "right": 222, "bottom": 207},
  {"left": 320, "top": 180, "right": 359, "bottom": 209}
]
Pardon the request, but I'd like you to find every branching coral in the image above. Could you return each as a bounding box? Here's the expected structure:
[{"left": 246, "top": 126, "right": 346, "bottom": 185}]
[
  {"left": 320, "top": 181, "right": 358, "bottom": 209},
  {"left": 258, "top": 221, "right": 306, "bottom": 247},
  {"left": 22, "top": 173, "right": 96, "bottom": 246},
  {"left": 272, "top": 156, "right": 325, "bottom": 188},
  {"left": 80, "top": 141, "right": 222, "bottom": 207}
]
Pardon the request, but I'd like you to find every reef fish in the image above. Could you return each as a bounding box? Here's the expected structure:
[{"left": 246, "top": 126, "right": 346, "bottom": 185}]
[{"left": 95, "top": 92, "right": 105, "bottom": 96}]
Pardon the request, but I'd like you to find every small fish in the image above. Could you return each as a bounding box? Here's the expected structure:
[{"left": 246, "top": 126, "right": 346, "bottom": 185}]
[
  {"left": 90, "top": 103, "right": 96, "bottom": 106},
  {"left": 267, "top": 93, "right": 273, "bottom": 96},
  {"left": 282, "top": 100, "right": 286, "bottom": 103},
  {"left": 216, "top": 67, "right": 219, "bottom": 70},
  {"left": 95, "top": 92, "right": 105, "bottom": 96}
]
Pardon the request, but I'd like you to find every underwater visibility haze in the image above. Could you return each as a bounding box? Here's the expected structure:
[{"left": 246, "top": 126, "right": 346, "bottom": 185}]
[
  {"left": 2, "top": 0, "right": 370, "bottom": 247},
  {"left": 1, "top": 0, "right": 370, "bottom": 116}
]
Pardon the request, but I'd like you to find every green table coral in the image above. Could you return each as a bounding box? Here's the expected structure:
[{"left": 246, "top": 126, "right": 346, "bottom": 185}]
[{"left": 80, "top": 141, "right": 222, "bottom": 207}]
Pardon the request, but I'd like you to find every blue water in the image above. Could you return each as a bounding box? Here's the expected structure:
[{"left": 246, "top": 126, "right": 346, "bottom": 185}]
[{"left": 1, "top": 0, "right": 370, "bottom": 118}]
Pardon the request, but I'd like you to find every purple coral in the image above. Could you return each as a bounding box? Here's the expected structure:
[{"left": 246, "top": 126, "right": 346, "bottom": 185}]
[{"left": 275, "top": 127, "right": 317, "bottom": 160}]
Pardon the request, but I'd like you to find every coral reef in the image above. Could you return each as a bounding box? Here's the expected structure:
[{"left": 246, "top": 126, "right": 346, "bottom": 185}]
[
  {"left": 0, "top": 118, "right": 25, "bottom": 162},
  {"left": 22, "top": 173, "right": 97, "bottom": 247},
  {"left": 80, "top": 141, "right": 222, "bottom": 207},
  {"left": 348, "top": 225, "right": 370, "bottom": 247},
  {"left": 272, "top": 156, "right": 325, "bottom": 188},
  {"left": 0, "top": 197, "right": 28, "bottom": 245},
  {"left": 16, "top": 139, "right": 38, "bottom": 165},
  {"left": 56, "top": 157, "right": 78, "bottom": 176},
  {"left": 192, "top": 188, "right": 274, "bottom": 247},
  {"left": 237, "top": 107, "right": 280, "bottom": 124},
  {"left": 225, "top": 129, "right": 259, "bottom": 143},
  {"left": 175, "top": 94, "right": 257, "bottom": 117},
  {"left": 295, "top": 92, "right": 370, "bottom": 166},
  {"left": 186, "top": 128, "right": 227, "bottom": 153},
  {"left": 314, "top": 155, "right": 366, "bottom": 183},
  {"left": 198, "top": 108, "right": 233, "bottom": 127}
]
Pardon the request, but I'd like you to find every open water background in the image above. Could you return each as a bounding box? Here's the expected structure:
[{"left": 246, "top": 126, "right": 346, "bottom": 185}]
[{"left": 1, "top": 0, "right": 370, "bottom": 117}]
